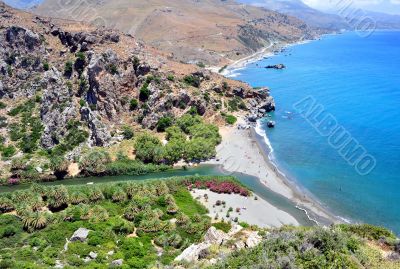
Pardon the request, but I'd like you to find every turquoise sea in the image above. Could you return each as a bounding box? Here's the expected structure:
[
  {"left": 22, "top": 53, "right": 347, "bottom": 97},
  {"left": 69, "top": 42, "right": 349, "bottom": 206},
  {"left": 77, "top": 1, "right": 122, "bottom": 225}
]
[{"left": 231, "top": 31, "right": 400, "bottom": 234}]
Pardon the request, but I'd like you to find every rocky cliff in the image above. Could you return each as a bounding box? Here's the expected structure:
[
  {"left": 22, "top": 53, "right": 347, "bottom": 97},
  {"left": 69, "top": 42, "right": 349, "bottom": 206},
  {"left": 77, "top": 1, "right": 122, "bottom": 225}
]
[{"left": 0, "top": 2, "right": 274, "bottom": 178}]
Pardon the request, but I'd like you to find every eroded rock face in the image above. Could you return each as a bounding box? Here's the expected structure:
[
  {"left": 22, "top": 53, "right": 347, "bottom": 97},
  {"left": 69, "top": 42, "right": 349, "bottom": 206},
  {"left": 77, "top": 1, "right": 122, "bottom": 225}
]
[
  {"left": 80, "top": 107, "right": 111, "bottom": 147},
  {"left": 5, "top": 26, "right": 41, "bottom": 51},
  {"left": 40, "top": 68, "right": 78, "bottom": 148}
]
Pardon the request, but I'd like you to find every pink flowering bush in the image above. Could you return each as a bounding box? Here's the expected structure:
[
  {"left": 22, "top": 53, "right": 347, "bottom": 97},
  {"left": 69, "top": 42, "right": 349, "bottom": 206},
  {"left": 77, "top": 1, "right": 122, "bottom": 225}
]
[
  {"left": 8, "top": 178, "right": 20, "bottom": 185},
  {"left": 184, "top": 178, "right": 250, "bottom": 197}
]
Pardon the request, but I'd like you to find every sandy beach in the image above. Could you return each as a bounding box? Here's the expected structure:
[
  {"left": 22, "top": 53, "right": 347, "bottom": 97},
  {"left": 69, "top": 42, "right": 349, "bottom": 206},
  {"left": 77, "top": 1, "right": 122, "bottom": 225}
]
[
  {"left": 205, "top": 119, "right": 341, "bottom": 226},
  {"left": 191, "top": 188, "right": 299, "bottom": 228}
]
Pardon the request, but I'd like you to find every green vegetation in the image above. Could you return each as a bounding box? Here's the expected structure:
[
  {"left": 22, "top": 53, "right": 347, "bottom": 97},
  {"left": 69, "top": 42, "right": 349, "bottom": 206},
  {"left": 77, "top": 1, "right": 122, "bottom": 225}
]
[
  {"left": 197, "top": 62, "right": 206, "bottom": 68},
  {"left": 212, "top": 225, "right": 400, "bottom": 269},
  {"left": 212, "top": 222, "right": 232, "bottom": 233},
  {"left": 221, "top": 112, "right": 237, "bottom": 125},
  {"left": 7, "top": 99, "right": 43, "bottom": 154},
  {"left": 134, "top": 133, "right": 164, "bottom": 164},
  {"left": 50, "top": 120, "right": 89, "bottom": 157},
  {"left": 64, "top": 61, "right": 73, "bottom": 77},
  {"left": 0, "top": 176, "right": 217, "bottom": 268},
  {"left": 133, "top": 114, "right": 220, "bottom": 164},
  {"left": 129, "top": 98, "right": 139, "bottom": 110},
  {"left": 139, "top": 82, "right": 151, "bottom": 101},
  {"left": 43, "top": 61, "right": 50, "bottom": 71},
  {"left": 219, "top": 65, "right": 228, "bottom": 73},
  {"left": 227, "top": 96, "right": 246, "bottom": 112},
  {"left": 0, "top": 101, "right": 6, "bottom": 109},
  {"left": 183, "top": 75, "right": 200, "bottom": 88},
  {"left": 122, "top": 125, "right": 134, "bottom": 140},
  {"left": 167, "top": 74, "right": 175, "bottom": 81},
  {"left": 157, "top": 116, "right": 173, "bottom": 132}
]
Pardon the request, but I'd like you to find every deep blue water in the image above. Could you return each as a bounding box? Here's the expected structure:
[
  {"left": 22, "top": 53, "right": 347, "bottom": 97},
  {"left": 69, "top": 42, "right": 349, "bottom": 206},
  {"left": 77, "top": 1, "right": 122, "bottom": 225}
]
[{"left": 233, "top": 31, "right": 400, "bottom": 234}]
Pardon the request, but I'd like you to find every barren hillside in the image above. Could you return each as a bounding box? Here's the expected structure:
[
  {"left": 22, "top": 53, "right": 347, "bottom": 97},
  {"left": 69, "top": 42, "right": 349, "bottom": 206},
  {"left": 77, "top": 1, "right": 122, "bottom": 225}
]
[{"left": 34, "top": 0, "right": 317, "bottom": 66}]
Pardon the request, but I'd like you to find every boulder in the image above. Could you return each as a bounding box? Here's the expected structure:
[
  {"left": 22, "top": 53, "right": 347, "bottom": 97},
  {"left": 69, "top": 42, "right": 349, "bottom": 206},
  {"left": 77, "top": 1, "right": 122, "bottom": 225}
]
[
  {"left": 136, "top": 64, "right": 151, "bottom": 76},
  {"left": 245, "top": 231, "right": 262, "bottom": 248},
  {"left": 110, "top": 259, "right": 123, "bottom": 267},
  {"left": 267, "top": 121, "right": 276, "bottom": 128},
  {"left": 265, "top": 64, "right": 285, "bottom": 70},
  {"left": 204, "top": 227, "right": 229, "bottom": 245},
  {"left": 175, "top": 242, "right": 211, "bottom": 262},
  {"left": 247, "top": 114, "right": 258, "bottom": 123},
  {"left": 233, "top": 87, "right": 245, "bottom": 98},
  {"left": 259, "top": 97, "right": 276, "bottom": 112},
  {"left": 212, "top": 86, "right": 222, "bottom": 93},
  {"left": 234, "top": 241, "right": 246, "bottom": 250},
  {"left": 388, "top": 252, "right": 400, "bottom": 261},
  {"left": 70, "top": 228, "right": 90, "bottom": 242},
  {"left": 88, "top": 251, "right": 98, "bottom": 259}
]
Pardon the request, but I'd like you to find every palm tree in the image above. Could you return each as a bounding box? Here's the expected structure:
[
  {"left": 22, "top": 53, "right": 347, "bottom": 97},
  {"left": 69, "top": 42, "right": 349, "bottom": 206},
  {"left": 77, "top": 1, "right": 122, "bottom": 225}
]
[
  {"left": 176, "top": 212, "right": 190, "bottom": 226},
  {"left": 139, "top": 218, "right": 163, "bottom": 233},
  {"left": 0, "top": 197, "right": 14, "bottom": 213},
  {"left": 88, "top": 205, "right": 109, "bottom": 223},
  {"left": 124, "top": 183, "right": 138, "bottom": 199},
  {"left": 12, "top": 190, "right": 33, "bottom": 204},
  {"left": 16, "top": 204, "right": 32, "bottom": 218},
  {"left": 167, "top": 202, "right": 179, "bottom": 215},
  {"left": 123, "top": 205, "right": 136, "bottom": 221},
  {"left": 22, "top": 211, "right": 47, "bottom": 231},
  {"left": 164, "top": 194, "right": 175, "bottom": 205},
  {"left": 112, "top": 188, "right": 127, "bottom": 203},
  {"left": 48, "top": 186, "right": 69, "bottom": 210},
  {"left": 30, "top": 183, "right": 48, "bottom": 199},
  {"left": 79, "top": 204, "right": 91, "bottom": 220},
  {"left": 88, "top": 188, "right": 104, "bottom": 203},
  {"left": 30, "top": 196, "right": 44, "bottom": 212},
  {"left": 69, "top": 191, "right": 87, "bottom": 205},
  {"left": 155, "top": 181, "right": 170, "bottom": 196}
]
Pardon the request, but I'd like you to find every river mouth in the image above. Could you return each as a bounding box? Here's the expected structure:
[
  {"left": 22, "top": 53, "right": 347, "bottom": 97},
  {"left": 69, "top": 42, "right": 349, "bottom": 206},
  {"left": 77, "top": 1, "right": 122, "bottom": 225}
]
[{"left": 0, "top": 164, "right": 315, "bottom": 226}]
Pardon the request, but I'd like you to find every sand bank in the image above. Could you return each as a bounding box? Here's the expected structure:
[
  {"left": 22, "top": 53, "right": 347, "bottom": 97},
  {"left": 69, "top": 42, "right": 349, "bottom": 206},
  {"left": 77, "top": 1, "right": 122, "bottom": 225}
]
[{"left": 191, "top": 188, "right": 299, "bottom": 228}]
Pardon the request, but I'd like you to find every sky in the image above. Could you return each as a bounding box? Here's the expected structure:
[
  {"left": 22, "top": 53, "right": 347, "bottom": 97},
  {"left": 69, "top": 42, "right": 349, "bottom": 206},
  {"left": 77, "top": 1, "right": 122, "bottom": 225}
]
[{"left": 303, "top": 0, "right": 400, "bottom": 14}]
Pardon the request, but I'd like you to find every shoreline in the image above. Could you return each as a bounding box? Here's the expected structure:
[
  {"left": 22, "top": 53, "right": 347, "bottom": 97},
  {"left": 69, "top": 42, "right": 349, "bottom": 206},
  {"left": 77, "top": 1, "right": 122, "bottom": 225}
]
[
  {"left": 208, "top": 38, "right": 316, "bottom": 77},
  {"left": 250, "top": 124, "right": 343, "bottom": 225},
  {"left": 204, "top": 122, "right": 342, "bottom": 227}
]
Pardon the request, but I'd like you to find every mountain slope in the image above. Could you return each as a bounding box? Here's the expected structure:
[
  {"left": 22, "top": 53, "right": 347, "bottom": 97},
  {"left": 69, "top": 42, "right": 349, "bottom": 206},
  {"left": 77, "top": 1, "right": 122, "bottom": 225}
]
[
  {"left": 34, "top": 0, "right": 317, "bottom": 66},
  {"left": 0, "top": 1, "right": 274, "bottom": 181},
  {"left": 237, "top": 0, "right": 348, "bottom": 30}
]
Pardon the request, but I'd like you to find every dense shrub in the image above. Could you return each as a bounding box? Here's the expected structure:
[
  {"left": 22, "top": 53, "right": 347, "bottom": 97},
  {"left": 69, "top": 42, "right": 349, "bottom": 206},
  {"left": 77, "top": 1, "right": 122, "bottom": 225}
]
[
  {"left": 188, "top": 123, "right": 221, "bottom": 145},
  {"left": 105, "top": 159, "right": 169, "bottom": 176},
  {"left": 79, "top": 149, "right": 112, "bottom": 176},
  {"left": 122, "top": 125, "right": 134, "bottom": 140},
  {"left": 176, "top": 114, "right": 202, "bottom": 134},
  {"left": 212, "top": 222, "right": 232, "bottom": 233},
  {"left": 129, "top": 98, "right": 139, "bottom": 110},
  {"left": 64, "top": 61, "right": 73, "bottom": 77},
  {"left": 183, "top": 75, "right": 200, "bottom": 87},
  {"left": 184, "top": 178, "right": 250, "bottom": 196},
  {"left": 337, "top": 224, "right": 396, "bottom": 240},
  {"left": 157, "top": 116, "right": 173, "bottom": 132},
  {"left": 134, "top": 133, "right": 164, "bottom": 164},
  {"left": 223, "top": 114, "right": 237, "bottom": 125},
  {"left": 139, "top": 82, "right": 151, "bottom": 101}
]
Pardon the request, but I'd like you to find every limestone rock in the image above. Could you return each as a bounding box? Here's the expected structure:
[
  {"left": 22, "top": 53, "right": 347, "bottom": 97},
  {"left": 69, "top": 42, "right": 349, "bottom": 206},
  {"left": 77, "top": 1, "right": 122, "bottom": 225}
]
[
  {"left": 245, "top": 231, "right": 262, "bottom": 248},
  {"left": 110, "top": 259, "right": 123, "bottom": 267},
  {"left": 70, "top": 228, "right": 90, "bottom": 242},
  {"left": 88, "top": 251, "right": 98, "bottom": 259},
  {"left": 174, "top": 242, "right": 211, "bottom": 262},
  {"left": 204, "top": 227, "right": 229, "bottom": 245}
]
